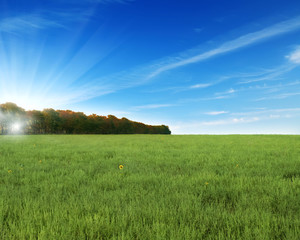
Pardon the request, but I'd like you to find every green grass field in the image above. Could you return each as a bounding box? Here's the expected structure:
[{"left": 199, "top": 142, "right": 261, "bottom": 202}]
[{"left": 0, "top": 135, "right": 299, "bottom": 239}]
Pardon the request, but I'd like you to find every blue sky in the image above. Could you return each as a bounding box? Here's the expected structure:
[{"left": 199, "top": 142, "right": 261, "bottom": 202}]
[{"left": 1, "top": 0, "right": 300, "bottom": 134}]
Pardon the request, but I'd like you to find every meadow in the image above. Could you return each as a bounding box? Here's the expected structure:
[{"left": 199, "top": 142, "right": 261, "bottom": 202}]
[{"left": 0, "top": 135, "right": 299, "bottom": 239}]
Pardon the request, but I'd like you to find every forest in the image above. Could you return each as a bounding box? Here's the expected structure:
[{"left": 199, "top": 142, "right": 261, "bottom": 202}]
[{"left": 0, "top": 102, "right": 171, "bottom": 135}]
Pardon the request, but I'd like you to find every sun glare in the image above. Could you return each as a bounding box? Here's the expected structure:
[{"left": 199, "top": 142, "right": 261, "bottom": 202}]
[
  {"left": 0, "top": 92, "right": 54, "bottom": 111},
  {"left": 11, "top": 122, "right": 22, "bottom": 133},
  {"left": 1, "top": 96, "right": 45, "bottom": 111}
]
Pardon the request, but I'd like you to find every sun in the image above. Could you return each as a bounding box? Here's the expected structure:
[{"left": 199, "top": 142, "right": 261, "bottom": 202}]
[{"left": 11, "top": 122, "right": 22, "bottom": 133}]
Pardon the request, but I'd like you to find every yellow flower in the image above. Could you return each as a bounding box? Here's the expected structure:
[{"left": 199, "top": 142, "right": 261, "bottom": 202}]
[
  {"left": 8, "top": 170, "right": 12, "bottom": 173},
  {"left": 205, "top": 182, "right": 209, "bottom": 185},
  {"left": 119, "top": 165, "right": 124, "bottom": 170},
  {"left": 39, "top": 160, "right": 42, "bottom": 163},
  {"left": 236, "top": 164, "right": 239, "bottom": 168}
]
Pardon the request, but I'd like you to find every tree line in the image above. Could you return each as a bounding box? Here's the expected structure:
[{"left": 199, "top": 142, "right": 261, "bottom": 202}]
[{"left": 0, "top": 102, "right": 171, "bottom": 135}]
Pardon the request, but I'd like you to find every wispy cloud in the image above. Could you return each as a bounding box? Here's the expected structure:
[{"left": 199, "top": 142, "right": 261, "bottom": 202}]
[
  {"left": 201, "top": 117, "right": 260, "bottom": 126},
  {"left": 205, "top": 111, "right": 229, "bottom": 115},
  {"left": 237, "top": 64, "right": 296, "bottom": 84},
  {"left": 171, "top": 117, "right": 261, "bottom": 132},
  {"left": 286, "top": 47, "right": 300, "bottom": 64},
  {"left": 226, "top": 108, "right": 300, "bottom": 126},
  {"left": 237, "top": 48, "right": 300, "bottom": 85},
  {"left": 35, "top": 15, "right": 300, "bottom": 106},
  {"left": 215, "top": 88, "right": 236, "bottom": 95},
  {"left": 255, "top": 92, "right": 300, "bottom": 101},
  {"left": 208, "top": 78, "right": 300, "bottom": 103},
  {"left": 0, "top": 14, "right": 63, "bottom": 34},
  {"left": 131, "top": 104, "right": 177, "bottom": 111},
  {"left": 5, "top": 13, "right": 300, "bottom": 109},
  {"left": 247, "top": 80, "right": 300, "bottom": 90},
  {"left": 145, "top": 16, "right": 300, "bottom": 80},
  {"left": 46, "top": 8, "right": 96, "bottom": 22},
  {"left": 178, "top": 94, "right": 232, "bottom": 104},
  {"left": 230, "top": 107, "right": 300, "bottom": 116},
  {"left": 143, "top": 81, "right": 213, "bottom": 94},
  {"left": 153, "top": 82, "right": 213, "bottom": 93},
  {"left": 179, "top": 86, "right": 236, "bottom": 103},
  {"left": 172, "top": 109, "right": 300, "bottom": 132},
  {"left": 190, "top": 83, "right": 212, "bottom": 89},
  {"left": 0, "top": 8, "right": 96, "bottom": 35}
]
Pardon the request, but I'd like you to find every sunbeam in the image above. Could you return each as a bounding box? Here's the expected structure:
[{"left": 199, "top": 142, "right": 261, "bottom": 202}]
[{"left": 0, "top": 8, "right": 125, "bottom": 110}]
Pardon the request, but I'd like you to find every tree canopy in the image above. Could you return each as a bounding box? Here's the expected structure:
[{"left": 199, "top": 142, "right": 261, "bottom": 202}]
[{"left": 0, "top": 102, "right": 171, "bottom": 135}]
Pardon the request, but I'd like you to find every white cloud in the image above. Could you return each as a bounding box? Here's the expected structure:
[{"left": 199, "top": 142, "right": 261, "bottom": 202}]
[
  {"left": 190, "top": 83, "right": 212, "bottom": 89},
  {"left": 206, "top": 95, "right": 231, "bottom": 100},
  {"left": 0, "top": 9, "right": 95, "bottom": 35},
  {"left": 255, "top": 92, "right": 300, "bottom": 101},
  {"left": 172, "top": 108, "right": 300, "bottom": 133},
  {"left": 202, "top": 117, "right": 260, "bottom": 126},
  {"left": 0, "top": 14, "right": 63, "bottom": 34},
  {"left": 180, "top": 94, "right": 231, "bottom": 103},
  {"left": 238, "top": 64, "right": 296, "bottom": 84},
  {"left": 3, "top": 13, "right": 300, "bottom": 109},
  {"left": 286, "top": 47, "right": 300, "bottom": 64},
  {"left": 179, "top": 95, "right": 227, "bottom": 104},
  {"left": 132, "top": 104, "right": 176, "bottom": 110},
  {"left": 205, "top": 111, "right": 229, "bottom": 115},
  {"left": 145, "top": 16, "right": 300, "bottom": 80},
  {"left": 215, "top": 88, "right": 236, "bottom": 95},
  {"left": 269, "top": 115, "right": 280, "bottom": 119},
  {"left": 231, "top": 108, "right": 300, "bottom": 116},
  {"left": 169, "top": 117, "right": 262, "bottom": 134},
  {"left": 17, "top": 15, "right": 300, "bottom": 107},
  {"left": 170, "top": 113, "right": 300, "bottom": 134}
]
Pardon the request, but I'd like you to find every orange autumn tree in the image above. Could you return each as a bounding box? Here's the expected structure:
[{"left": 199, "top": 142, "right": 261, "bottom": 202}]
[{"left": 0, "top": 102, "right": 171, "bottom": 135}]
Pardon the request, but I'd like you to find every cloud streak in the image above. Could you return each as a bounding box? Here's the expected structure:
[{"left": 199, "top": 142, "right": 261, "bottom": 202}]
[
  {"left": 255, "top": 92, "right": 300, "bottom": 101},
  {"left": 172, "top": 109, "right": 300, "bottom": 132},
  {"left": 170, "top": 107, "right": 300, "bottom": 134},
  {"left": 201, "top": 117, "right": 260, "bottom": 126},
  {"left": 231, "top": 107, "right": 300, "bottom": 116},
  {"left": 190, "top": 83, "right": 212, "bottom": 89},
  {"left": 0, "top": 14, "right": 63, "bottom": 34},
  {"left": 146, "top": 16, "right": 300, "bottom": 80},
  {"left": 286, "top": 47, "right": 300, "bottom": 64},
  {"left": 3, "top": 13, "right": 300, "bottom": 109},
  {"left": 131, "top": 104, "right": 177, "bottom": 111},
  {"left": 205, "top": 111, "right": 229, "bottom": 115},
  {"left": 0, "top": 8, "right": 96, "bottom": 35},
  {"left": 179, "top": 94, "right": 231, "bottom": 103},
  {"left": 237, "top": 64, "right": 296, "bottom": 84},
  {"left": 215, "top": 88, "right": 236, "bottom": 95},
  {"left": 34, "top": 15, "right": 300, "bottom": 107}
]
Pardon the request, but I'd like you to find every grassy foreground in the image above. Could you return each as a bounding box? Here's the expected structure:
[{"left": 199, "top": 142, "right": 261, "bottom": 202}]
[{"left": 0, "top": 135, "right": 299, "bottom": 239}]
